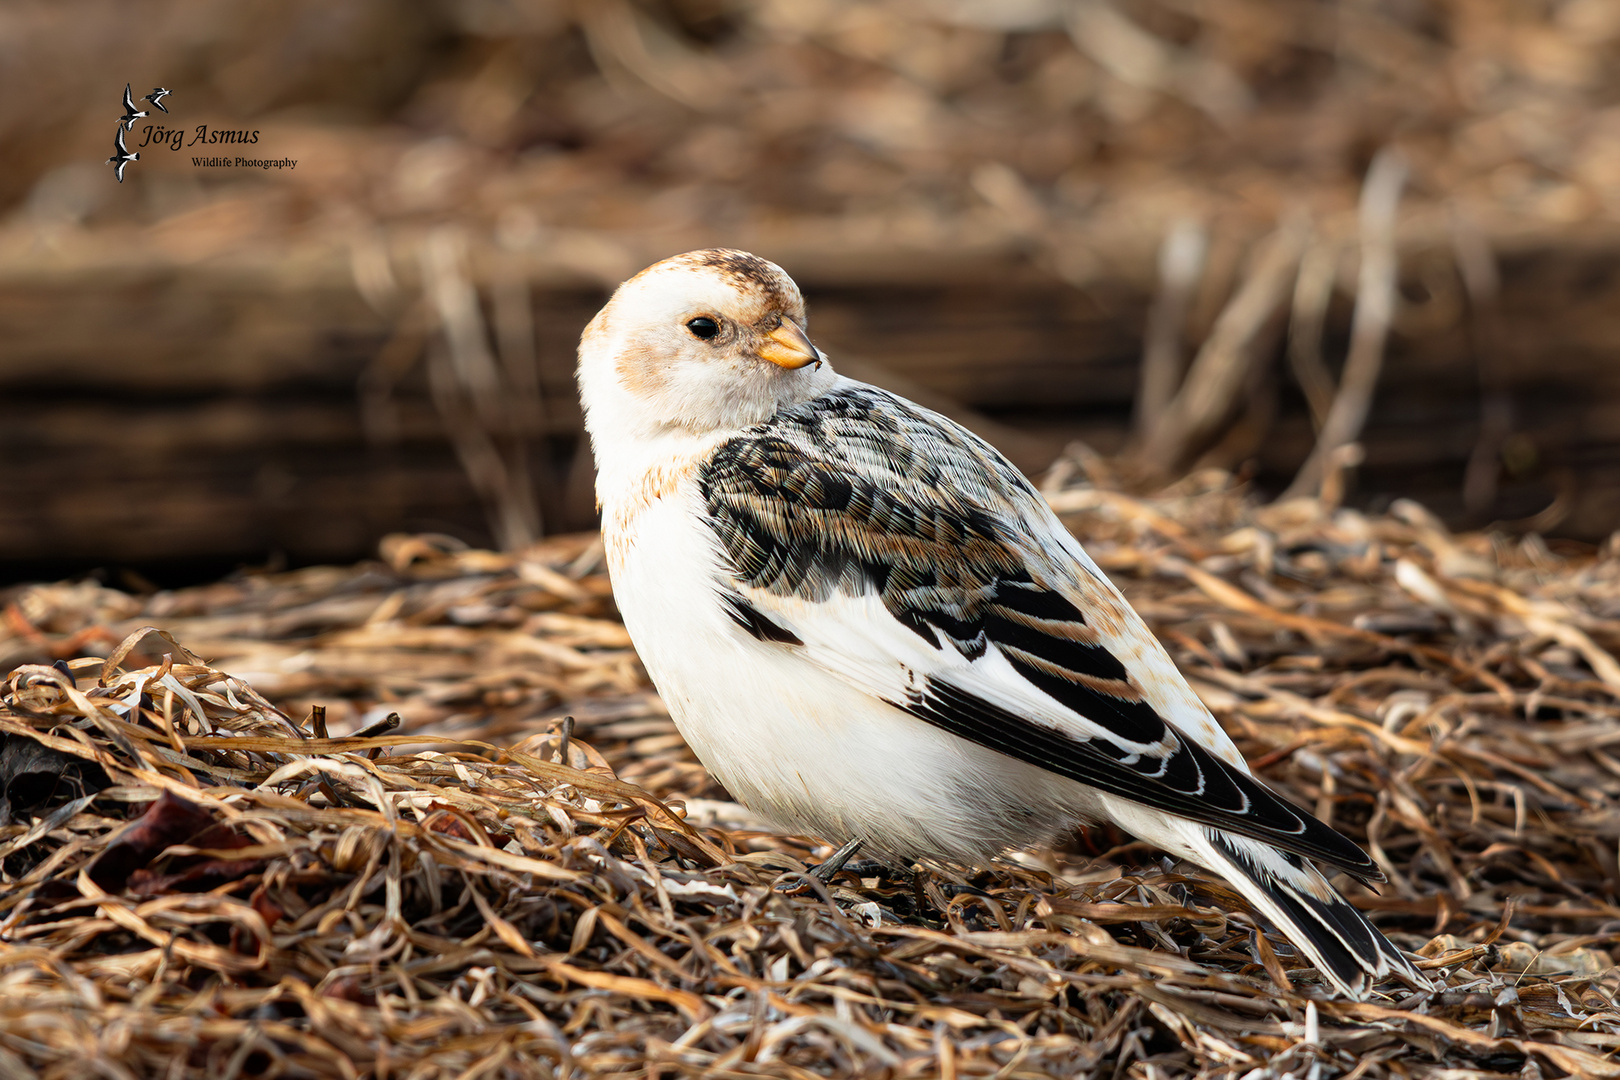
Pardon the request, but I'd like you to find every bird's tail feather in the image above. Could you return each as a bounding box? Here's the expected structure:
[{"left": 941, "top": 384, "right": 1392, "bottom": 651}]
[{"left": 1193, "top": 829, "right": 1425, "bottom": 998}]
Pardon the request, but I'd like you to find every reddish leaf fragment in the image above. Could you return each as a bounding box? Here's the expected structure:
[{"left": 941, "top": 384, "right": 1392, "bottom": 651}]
[
  {"left": 87, "top": 790, "right": 216, "bottom": 892},
  {"left": 127, "top": 820, "right": 263, "bottom": 895},
  {"left": 321, "top": 975, "right": 376, "bottom": 1006},
  {"left": 249, "top": 883, "right": 285, "bottom": 929},
  {"left": 426, "top": 809, "right": 477, "bottom": 843}
]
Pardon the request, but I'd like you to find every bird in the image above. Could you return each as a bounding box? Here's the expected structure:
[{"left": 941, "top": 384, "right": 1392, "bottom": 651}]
[
  {"left": 106, "top": 128, "right": 138, "bottom": 182},
  {"left": 118, "top": 83, "right": 148, "bottom": 131},
  {"left": 576, "top": 248, "right": 1424, "bottom": 998},
  {"left": 143, "top": 86, "right": 172, "bottom": 114}
]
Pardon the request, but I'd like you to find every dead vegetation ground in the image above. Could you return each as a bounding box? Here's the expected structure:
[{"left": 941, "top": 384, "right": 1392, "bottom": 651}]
[{"left": 1, "top": 461, "right": 1619, "bottom": 1077}]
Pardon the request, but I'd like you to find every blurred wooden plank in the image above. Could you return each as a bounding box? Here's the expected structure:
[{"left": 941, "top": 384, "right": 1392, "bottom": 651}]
[{"left": 2, "top": 227, "right": 1620, "bottom": 575}]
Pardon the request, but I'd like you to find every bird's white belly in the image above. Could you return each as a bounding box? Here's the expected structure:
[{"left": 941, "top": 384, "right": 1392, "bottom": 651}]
[{"left": 605, "top": 490, "right": 1097, "bottom": 864}]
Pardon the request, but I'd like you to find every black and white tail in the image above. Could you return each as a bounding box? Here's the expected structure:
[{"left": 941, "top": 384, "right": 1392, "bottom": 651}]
[{"left": 1194, "top": 829, "right": 1425, "bottom": 997}]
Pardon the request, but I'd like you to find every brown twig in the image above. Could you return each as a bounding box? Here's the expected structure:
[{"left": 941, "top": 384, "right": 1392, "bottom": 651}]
[
  {"left": 1287, "top": 237, "right": 1342, "bottom": 431},
  {"left": 421, "top": 227, "right": 542, "bottom": 551},
  {"left": 1140, "top": 214, "right": 1309, "bottom": 473},
  {"left": 1283, "top": 150, "right": 1408, "bottom": 500},
  {"left": 1453, "top": 211, "right": 1512, "bottom": 518},
  {"left": 1134, "top": 218, "right": 1209, "bottom": 446}
]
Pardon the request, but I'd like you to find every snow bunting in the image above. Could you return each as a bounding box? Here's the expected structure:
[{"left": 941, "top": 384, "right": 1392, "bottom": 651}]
[{"left": 577, "top": 248, "right": 1420, "bottom": 997}]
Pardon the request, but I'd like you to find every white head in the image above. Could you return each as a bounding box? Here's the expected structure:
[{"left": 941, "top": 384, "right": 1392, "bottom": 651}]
[{"left": 576, "top": 249, "right": 837, "bottom": 453}]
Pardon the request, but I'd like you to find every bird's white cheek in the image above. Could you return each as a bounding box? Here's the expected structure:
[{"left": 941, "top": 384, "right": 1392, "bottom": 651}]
[{"left": 658, "top": 358, "right": 780, "bottom": 430}]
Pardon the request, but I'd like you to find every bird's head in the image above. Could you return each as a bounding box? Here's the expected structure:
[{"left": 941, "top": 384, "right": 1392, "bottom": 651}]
[{"left": 577, "top": 249, "right": 837, "bottom": 442}]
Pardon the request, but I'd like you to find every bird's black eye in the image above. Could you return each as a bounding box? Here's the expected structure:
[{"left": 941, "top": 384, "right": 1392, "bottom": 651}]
[{"left": 687, "top": 316, "right": 720, "bottom": 340}]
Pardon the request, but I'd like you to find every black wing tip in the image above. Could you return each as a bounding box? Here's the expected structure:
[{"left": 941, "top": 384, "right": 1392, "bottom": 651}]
[
  {"left": 1216, "top": 762, "right": 1385, "bottom": 883},
  {"left": 1289, "top": 806, "right": 1385, "bottom": 884},
  {"left": 1209, "top": 831, "right": 1419, "bottom": 995}
]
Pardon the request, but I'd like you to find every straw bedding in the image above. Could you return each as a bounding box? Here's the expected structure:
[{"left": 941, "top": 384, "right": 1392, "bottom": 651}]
[{"left": 2, "top": 465, "right": 1619, "bottom": 1078}]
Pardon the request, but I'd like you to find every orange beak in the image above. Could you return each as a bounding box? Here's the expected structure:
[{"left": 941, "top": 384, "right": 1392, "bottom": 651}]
[{"left": 757, "top": 320, "right": 822, "bottom": 370}]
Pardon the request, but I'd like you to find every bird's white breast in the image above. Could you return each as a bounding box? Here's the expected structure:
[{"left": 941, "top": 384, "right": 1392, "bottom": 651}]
[{"left": 601, "top": 459, "right": 1101, "bottom": 865}]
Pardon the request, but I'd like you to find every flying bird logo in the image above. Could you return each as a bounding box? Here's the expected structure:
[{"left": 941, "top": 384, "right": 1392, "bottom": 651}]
[
  {"left": 118, "top": 83, "right": 148, "bottom": 132},
  {"left": 106, "top": 127, "right": 138, "bottom": 183},
  {"left": 108, "top": 82, "right": 172, "bottom": 182}
]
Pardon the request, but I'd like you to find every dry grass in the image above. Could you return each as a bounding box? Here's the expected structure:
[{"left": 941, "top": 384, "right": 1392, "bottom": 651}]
[{"left": 3, "top": 467, "right": 1620, "bottom": 1077}]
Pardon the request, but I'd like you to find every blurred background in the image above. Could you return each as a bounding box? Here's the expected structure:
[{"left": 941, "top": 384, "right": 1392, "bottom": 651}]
[{"left": 3, "top": 0, "right": 1619, "bottom": 585}]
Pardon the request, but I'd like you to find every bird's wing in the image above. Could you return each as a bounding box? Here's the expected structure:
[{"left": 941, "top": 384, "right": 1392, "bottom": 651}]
[
  {"left": 113, "top": 128, "right": 127, "bottom": 154},
  {"left": 123, "top": 83, "right": 136, "bottom": 111},
  {"left": 697, "top": 382, "right": 1381, "bottom": 882}
]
